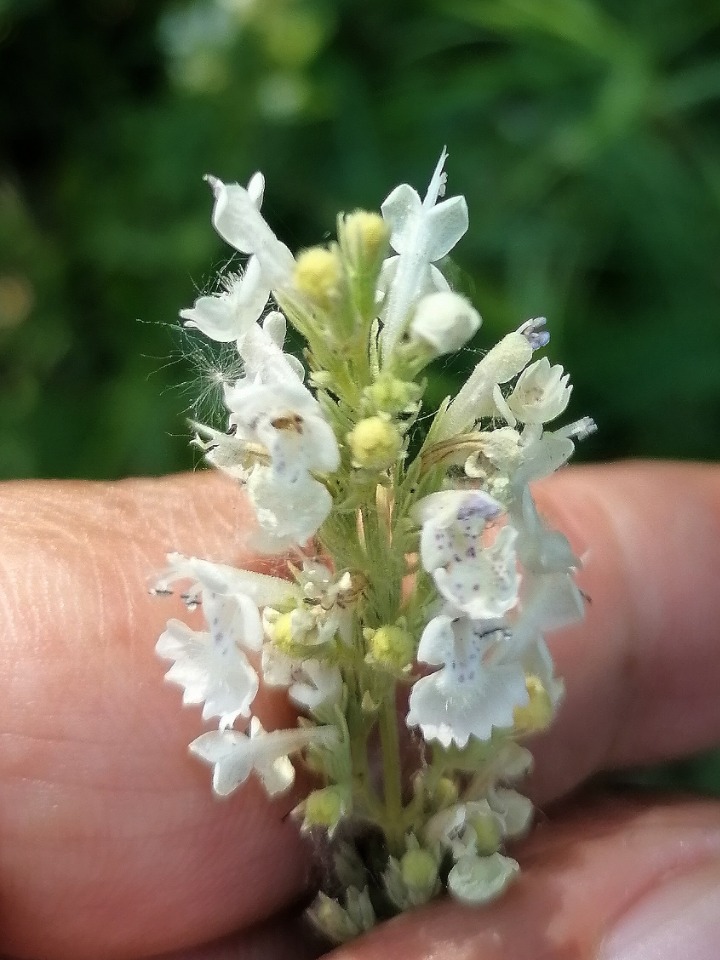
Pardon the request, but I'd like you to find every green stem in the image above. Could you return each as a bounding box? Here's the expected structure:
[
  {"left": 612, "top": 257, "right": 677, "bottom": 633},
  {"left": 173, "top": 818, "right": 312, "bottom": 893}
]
[{"left": 378, "top": 687, "right": 404, "bottom": 855}]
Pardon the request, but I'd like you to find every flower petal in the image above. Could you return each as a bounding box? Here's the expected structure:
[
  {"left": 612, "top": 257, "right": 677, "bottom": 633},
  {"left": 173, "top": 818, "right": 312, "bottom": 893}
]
[
  {"left": 206, "top": 175, "right": 295, "bottom": 285},
  {"left": 448, "top": 853, "right": 519, "bottom": 906}
]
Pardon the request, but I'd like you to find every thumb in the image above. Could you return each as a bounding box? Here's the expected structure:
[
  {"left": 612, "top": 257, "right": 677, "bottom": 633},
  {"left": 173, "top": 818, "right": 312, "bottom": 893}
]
[{"left": 328, "top": 794, "right": 720, "bottom": 960}]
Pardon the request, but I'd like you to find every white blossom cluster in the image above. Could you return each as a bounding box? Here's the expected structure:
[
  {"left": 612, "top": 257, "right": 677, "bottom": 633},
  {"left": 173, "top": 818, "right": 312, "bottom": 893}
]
[{"left": 153, "top": 152, "right": 594, "bottom": 939}]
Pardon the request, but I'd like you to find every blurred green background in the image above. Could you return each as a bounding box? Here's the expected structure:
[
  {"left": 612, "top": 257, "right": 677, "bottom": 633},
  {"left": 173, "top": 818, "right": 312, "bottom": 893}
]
[{"left": 1, "top": 0, "right": 719, "bottom": 789}]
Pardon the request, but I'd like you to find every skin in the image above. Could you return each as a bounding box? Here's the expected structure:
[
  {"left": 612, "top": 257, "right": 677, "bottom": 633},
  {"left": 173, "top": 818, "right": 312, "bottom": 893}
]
[{"left": 0, "top": 461, "right": 719, "bottom": 959}]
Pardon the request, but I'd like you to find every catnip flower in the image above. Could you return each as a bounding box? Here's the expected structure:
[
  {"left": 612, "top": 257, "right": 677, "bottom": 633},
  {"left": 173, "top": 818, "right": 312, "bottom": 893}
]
[
  {"left": 180, "top": 258, "right": 269, "bottom": 343},
  {"left": 222, "top": 373, "right": 340, "bottom": 552},
  {"left": 407, "top": 616, "right": 529, "bottom": 748},
  {"left": 190, "top": 717, "right": 338, "bottom": 797},
  {"left": 436, "top": 329, "right": 534, "bottom": 439},
  {"left": 447, "top": 851, "right": 520, "bottom": 906},
  {"left": 261, "top": 648, "right": 343, "bottom": 713},
  {"left": 417, "top": 490, "right": 520, "bottom": 619},
  {"left": 206, "top": 173, "right": 295, "bottom": 287},
  {"left": 154, "top": 554, "right": 292, "bottom": 727},
  {"left": 379, "top": 148, "right": 469, "bottom": 356},
  {"left": 153, "top": 152, "right": 593, "bottom": 941},
  {"left": 156, "top": 611, "right": 260, "bottom": 729},
  {"left": 496, "top": 356, "right": 572, "bottom": 426},
  {"left": 410, "top": 290, "right": 482, "bottom": 355}
]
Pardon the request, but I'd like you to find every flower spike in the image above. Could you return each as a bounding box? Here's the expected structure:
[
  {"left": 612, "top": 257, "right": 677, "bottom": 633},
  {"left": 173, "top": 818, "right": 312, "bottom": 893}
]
[{"left": 154, "top": 154, "right": 593, "bottom": 940}]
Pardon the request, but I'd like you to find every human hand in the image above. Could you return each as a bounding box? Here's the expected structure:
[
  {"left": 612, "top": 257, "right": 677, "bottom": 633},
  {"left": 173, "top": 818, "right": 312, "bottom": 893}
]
[{"left": 1, "top": 462, "right": 719, "bottom": 959}]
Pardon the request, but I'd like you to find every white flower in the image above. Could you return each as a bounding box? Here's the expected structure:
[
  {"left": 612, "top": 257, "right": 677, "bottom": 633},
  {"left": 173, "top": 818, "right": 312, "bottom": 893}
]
[
  {"left": 417, "top": 490, "right": 503, "bottom": 566},
  {"left": 261, "top": 646, "right": 343, "bottom": 712},
  {"left": 464, "top": 427, "right": 524, "bottom": 502},
  {"left": 437, "top": 331, "right": 533, "bottom": 439},
  {"left": 406, "top": 615, "right": 529, "bottom": 748},
  {"left": 189, "top": 717, "right": 337, "bottom": 797},
  {"left": 507, "top": 487, "right": 584, "bottom": 635},
  {"left": 225, "top": 379, "right": 339, "bottom": 477},
  {"left": 425, "top": 791, "right": 531, "bottom": 860},
  {"left": 516, "top": 316, "right": 550, "bottom": 350},
  {"left": 510, "top": 431, "right": 576, "bottom": 495},
  {"left": 236, "top": 314, "right": 306, "bottom": 385},
  {"left": 487, "top": 787, "right": 534, "bottom": 839},
  {"left": 247, "top": 467, "right": 333, "bottom": 553},
  {"left": 260, "top": 310, "right": 306, "bottom": 380},
  {"left": 191, "top": 422, "right": 265, "bottom": 482},
  {"left": 222, "top": 376, "right": 340, "bottom": 551},
  {"left": 519, "top": 571, "right": 584, "bottom": 638},
  {"left": 499, "top": 357, "right": 572, "bottom": 426},
  {"left": 417, "top": 490, "right": 520, "bottom": 619},
  {"left": 410, "top": 290, "right": 481, "bottom": 355},
  {"left": 181, "top": 173, "right": 294, "bottom": 343},
  {"left": 376, "top": 253, "right": 449, "bottom": 322},
  {"left": 424, "top": 800, "right": 497, "bottom": 859},
  {"left": 447, "top": 852, "right": 519, "bottom": 906},
  {"left": 297, "top": 562, "right": 356, "bottom": 645},
  {"left": 180, "top": 256, "right": 270, "bottom": 343},
  {"left": 264, "top": 562, "right": 355, "bottom": 647},
  {"left": 379, "top": 149, "right": 469, "bottom": 356},
  {"left": 152, "top": 552, "right": 293, "bottom": 612},
  {"left": 153, "top": 555, "right": 296, "bottom": 727},
  {"left": 205, "top": 173, "right": 295, "bottom": 287},
  {"left": 156, "top": 596, "right": 259, "bottom": 728},
  {"left": 510, "top": 486, "right": 577, "bottom": 577}
]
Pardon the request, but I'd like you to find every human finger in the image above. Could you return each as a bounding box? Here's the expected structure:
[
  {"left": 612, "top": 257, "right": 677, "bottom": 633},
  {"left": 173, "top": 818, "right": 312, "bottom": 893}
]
[
  {"left": 0, "top": 476, "right": 310, "bottom": 960},
  {"left": 527, "top": 460, "right": 720, "bottom": 802},
  {"left": 330, "top": 792, "right": 720, "bottom": 960}
]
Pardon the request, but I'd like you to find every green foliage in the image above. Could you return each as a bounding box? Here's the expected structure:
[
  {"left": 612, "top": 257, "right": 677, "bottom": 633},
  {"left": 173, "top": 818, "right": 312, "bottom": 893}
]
[{"left": 1, "top": 0, "right": 719, "bottom": 478}]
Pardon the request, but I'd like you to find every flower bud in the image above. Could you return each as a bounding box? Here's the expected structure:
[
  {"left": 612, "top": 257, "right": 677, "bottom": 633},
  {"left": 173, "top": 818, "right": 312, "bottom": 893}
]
[
  {"left": 432, "top": 776, "right": 459, "bottom": 809},
  {"left": 347, "top": 416, "right": 402, "bottom": 470},
  {"left": 293, "top": 246, "right": 343, "bottom": 309},
  {"left": 365, "top": 624, "right": 415, "bottom": 671},
  {"left": 307, "top": 892, "right": 362, "bottom": 943},
  {"left": 410, "top": 290, "right": 481, "bottom": 355},
  {"left": 303, "top": 785, "right": 348, "bottom": 832},
  {"left": 400, "top": 848, "right": 438, "bottom": 891},
  {"left": 342, "top": 210, "right": 389, "bottom": 260}
]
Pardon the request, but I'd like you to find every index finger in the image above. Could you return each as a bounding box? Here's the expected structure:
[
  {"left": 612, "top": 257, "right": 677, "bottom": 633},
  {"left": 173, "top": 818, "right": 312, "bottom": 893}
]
[{"left": 528, "top": 460, "right": 720, "bottom": 802}]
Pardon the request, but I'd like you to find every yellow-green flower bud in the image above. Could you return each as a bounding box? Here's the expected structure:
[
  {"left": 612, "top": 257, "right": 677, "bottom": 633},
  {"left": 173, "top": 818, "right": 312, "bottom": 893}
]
[
  {"left": 347, "top": 416, "right": 402, "bottom": 470},
  {"left": 343, "top": 210, "right": 389, "bottom": 260},
  {"left": 304, "top": 786, "right": 347, "bottom": 831},
  {"left": 400, "top": 848, "right": 438, "bottom": 891},
  {"left": 513, "top": 675, "right": 554, "bottom": 734},
  {"left": 293, "top": 247, "right": 342, "bottom": 309},
  {"left": 471, "top": 813, "right": 502, "bottom": 855},
  {"left": 366, "top": 624, "right": 415, "bottom": 671},
  {"left": 432, "top": 776, "right": 459, "bottom": 809}
]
